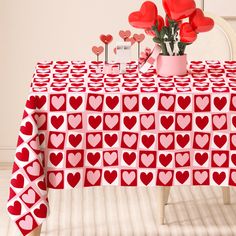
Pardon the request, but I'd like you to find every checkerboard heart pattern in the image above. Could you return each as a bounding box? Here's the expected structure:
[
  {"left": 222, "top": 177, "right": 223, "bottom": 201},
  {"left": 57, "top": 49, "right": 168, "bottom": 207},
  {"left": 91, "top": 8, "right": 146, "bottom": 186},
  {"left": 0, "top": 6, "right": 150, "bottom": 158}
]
[{"left": 7, "top": 60, "right": 236, "bottom": 235}]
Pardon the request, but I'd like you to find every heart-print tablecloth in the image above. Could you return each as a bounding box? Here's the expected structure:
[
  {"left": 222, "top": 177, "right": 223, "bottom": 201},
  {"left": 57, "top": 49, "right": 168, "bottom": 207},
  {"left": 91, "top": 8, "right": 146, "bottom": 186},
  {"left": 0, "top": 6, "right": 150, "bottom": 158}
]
[{"left": 7, "top": 60, "right": 236, "bottom": 235}]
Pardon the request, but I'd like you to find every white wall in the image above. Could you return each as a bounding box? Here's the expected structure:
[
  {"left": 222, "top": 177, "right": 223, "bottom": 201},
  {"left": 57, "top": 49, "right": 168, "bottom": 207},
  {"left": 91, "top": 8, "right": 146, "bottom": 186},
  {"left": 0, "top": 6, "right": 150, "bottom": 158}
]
[{"left": 0, "top": 0, "right": 236, "bottom": 162}]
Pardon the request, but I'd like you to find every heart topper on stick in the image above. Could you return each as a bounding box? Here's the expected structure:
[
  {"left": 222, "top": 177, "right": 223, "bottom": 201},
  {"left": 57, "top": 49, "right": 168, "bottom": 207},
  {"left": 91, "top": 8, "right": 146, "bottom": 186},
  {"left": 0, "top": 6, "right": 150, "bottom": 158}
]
[
  {"left": 92, "top": 46, "right": 104, "bottom": 62},
  {"left": 119, "top": 30, "right": 132, "bottom": 41},
  {"left": 133, "top": 33, "right": 145, "bottom": 60},
  {"left": 100, "top": 34, "right": 113, "bottom": 63}
]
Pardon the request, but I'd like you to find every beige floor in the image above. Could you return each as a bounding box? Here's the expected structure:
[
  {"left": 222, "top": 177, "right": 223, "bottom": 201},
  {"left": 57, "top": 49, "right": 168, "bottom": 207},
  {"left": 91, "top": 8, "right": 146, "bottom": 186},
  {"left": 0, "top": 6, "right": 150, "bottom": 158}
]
[{"left": 1, "top": 164, "right": 236, "bottom": 236}]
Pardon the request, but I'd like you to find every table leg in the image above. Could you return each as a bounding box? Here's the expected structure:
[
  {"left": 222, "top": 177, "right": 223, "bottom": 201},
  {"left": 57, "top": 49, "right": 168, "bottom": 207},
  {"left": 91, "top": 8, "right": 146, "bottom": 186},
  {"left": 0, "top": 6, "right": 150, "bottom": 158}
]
[
  {"left": 157, "top": 186, "right": 165, "bottom": 225},
  {"left": 164, "top": 187, "right": 171, "bottom": 205},
  {"left": 222, "top": 187, "right": 230, "bottom": 205},
  {"left": 27, "top": 225, "right": 42, "bottom": 236}
]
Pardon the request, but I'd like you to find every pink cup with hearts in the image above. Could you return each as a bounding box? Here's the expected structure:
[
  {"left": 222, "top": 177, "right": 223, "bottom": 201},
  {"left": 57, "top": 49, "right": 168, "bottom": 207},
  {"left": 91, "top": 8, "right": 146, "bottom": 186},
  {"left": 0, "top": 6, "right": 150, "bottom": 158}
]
[{"left": 156, "top": 54, "right": 187, "bottom": 76}]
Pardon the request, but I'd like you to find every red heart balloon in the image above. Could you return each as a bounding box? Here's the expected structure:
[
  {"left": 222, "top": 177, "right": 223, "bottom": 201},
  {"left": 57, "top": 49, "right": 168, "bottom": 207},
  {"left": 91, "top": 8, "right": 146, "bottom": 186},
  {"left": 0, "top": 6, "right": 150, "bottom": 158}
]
[
  {"left": 145, "top": 15, "right": 164, "bottom": 37},
  {"left": 162, "top": 0, "right": 196, "bottom": 21},
  {"left": 180, "top": 23, "right": 197, "bottom": 43},
  {"left": 128, "top": 1, "right": 157, "bottom": 29},
  {"left": 100, "top": 34, "right": 113, "bottom": 44},
  {"left": 190, "top": 8, "right": 214, "bottom": 33}
]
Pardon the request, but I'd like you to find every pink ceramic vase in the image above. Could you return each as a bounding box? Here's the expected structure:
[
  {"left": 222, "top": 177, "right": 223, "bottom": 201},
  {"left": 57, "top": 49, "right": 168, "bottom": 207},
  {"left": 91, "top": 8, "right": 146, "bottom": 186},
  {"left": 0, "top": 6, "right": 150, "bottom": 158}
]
[{"left": 156, "top": 54, "right": 187, "bottom": 76}]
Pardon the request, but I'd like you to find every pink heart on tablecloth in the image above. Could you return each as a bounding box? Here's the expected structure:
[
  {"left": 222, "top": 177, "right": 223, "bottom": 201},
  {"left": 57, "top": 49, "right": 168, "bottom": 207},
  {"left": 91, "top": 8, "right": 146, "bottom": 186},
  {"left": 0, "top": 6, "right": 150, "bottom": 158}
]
[
  {"left": 34, "top": 114, "right": 46, "bottom": 128},
  {"left": 196, "top": 96, "right": 209, "bottom": 110},
  {"left": 141, "top": 154, "right": 154, "bottom": 167},
  {"left": 68, "top": 153, "right": 81, "bottom": 167},
  {"left": 22, "top": 189, "right": 36, "bottom": 204},
  {"left": 213, "top": 115, "right": 226, "bottom": 129},
  {"left": 161, "top": 96, "right": 174, "bottom": 110},
  {"left": 176, "top": 153, "right": 189, "bottom": 166},
  {"left": 87, "top": 170, "right": 100, "bottom": 185},
  {"left": 194, "top": 171, "right": 208, "bottom": 184},
  {"left": 26, "top": 162, "right": 40, "bottom": 176},
  {"left": 105, "top": 115, "right": 119, "bottom": 129},
  {"left": 213, "top": 153, "right": 226, "bottom": 167},
  {"left": 231, "top": 135, "right": 236, "bottom": 147},
  {"left": 160, "top": 134, "right": 173, "bottom": 148},
  {"left": 122, "top": 171, "right": 135, "bottom": 185},
  {"left": 123, "top": 134, "right": 137, "bottom": 147},
  {"left": 141, "top": 115, "right": 154, "bottom": 129},
  {"left": 68, "top": 114, "right": 81, "bottom": 129},
  {"left": 196, "top": 134, "right": 209, "bottom": 148},
  {"left": 89, "top": 96, "right": 102, "bottom": 110},
  {"left": 124, "top": 96, "right": 137, "bottom": 110},
  {"left": 49, "top": 173, "right": 63, "bottom": 187},
  {"left": 104, "top": 152, "right": 117, "bottom": 165},
  {"left": 159, "top": 171, "right": 172, "bottom": 185},
  {"left": 50, "top": 134, "right": 64, "bottom": 148},
  {"left": 177, "top": 115, "right": 190, "bottom": 129},
  {"left": 19, "top": 215, "right": 33, "bottom": 230},
  {"left": 231, "top": 172, "right": 236, "bottom": 183},
  {"left": 51, "top": 96, "right": 65, "bottom": 110},
  {"left": 88, "top": 134, "right": 101, "bottom": 147}
]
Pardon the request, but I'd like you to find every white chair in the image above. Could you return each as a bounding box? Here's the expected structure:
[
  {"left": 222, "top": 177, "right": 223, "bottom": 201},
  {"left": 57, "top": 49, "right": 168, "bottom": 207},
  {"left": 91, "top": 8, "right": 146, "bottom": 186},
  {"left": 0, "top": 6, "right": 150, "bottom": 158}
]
[{"left": 160, "top": 13, "right": 236, "bottom": 225}]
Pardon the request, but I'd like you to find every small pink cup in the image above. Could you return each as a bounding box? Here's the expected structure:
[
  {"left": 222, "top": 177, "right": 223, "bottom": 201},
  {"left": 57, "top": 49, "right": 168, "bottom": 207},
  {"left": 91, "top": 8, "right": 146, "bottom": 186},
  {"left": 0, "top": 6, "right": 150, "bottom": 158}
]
[{"left": 156, "top": 54, "right": 187, "bottom": 77}]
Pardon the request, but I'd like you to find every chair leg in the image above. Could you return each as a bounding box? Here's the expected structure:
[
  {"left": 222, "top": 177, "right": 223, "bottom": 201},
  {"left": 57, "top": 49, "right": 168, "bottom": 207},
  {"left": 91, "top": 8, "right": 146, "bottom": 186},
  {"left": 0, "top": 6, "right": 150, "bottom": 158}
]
[
  {"left": 27, "top": 225, "right": 42, "bottom": 236},
  {"left": 157, "top": 186, "right": 165, "bottom": 225},
  {"left": 222, "top": 187, "right": 230, "bottom": 205},
  {"left": 164, "top": 187, "right": 171, "bottom": 205}
]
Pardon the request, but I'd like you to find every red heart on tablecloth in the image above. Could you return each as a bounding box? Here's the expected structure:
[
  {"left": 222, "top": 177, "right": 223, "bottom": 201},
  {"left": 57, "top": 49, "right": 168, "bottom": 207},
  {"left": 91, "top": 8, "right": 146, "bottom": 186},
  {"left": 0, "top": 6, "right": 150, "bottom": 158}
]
[
  {"left": 67, "top": 173, "right": 81, "bottom": 187},
  {"left": 105, "top": 134, "right": 118, "bottom": 147},
  {"left": 142, "top": 135, "right": 154, "bottom": 148},
  {"left": 195, "top": 153, "right": 208, "bottom": 165},
  {"left": 176, "top": 171, "right": 189, "bottom": 184},
  {"left": 87, "top": 153, "right": 100, "bottom": 166},
  {"left": 177, "top": 96, "right": 190, "bottom": 110},
  {"left": 89, "top": 116, "right": 102, "bottom": 129},
  {"left": 124, "top": 116, "right": 137, "bottom": 130},
  {"left": 11, "top": 174, "right": 24, "bottom": 188},
  {"left": 128, "top": 1, "right": 157, "bottom": 29},
  {"left": 16, "top": 148, "right": 29, "bottom": 162},
  {"left": 123, "top": 152, "right": 136, "bottom": 165},
  {"left": 69, "top": 134, "right": 82, "bottom": 147},
  {"left": 159, "top": 154, "right": 172, "bottom": 167},
  {"left": 104, "top": 170, "right": 117, "bottom": 184},
  {"left": 177, "top": 134, "right": 189, "bottom": 148},
  {"left": 190, "top": 8, "right": 214, "bottom": 33},
  {"left": 20, "top": 122, "right": 33, "bottom": 135},
  {"left": 161, "top": 116, "right": 173, "bottom": 129},
  {"left": 214, "top": 135, "right": 227, "bottom": 148},
  {"left": 142, "top": 97, "right": 155, "bottom": 110},
  {"left": 196, "top": 116, "right": 209, "bottom": 130},
  {"left": 106, "top": 96, "right": 119, "bottom": 110},
  {"left": 214, "top": 97, "right": 226, "bottom": 110},
  {"left": 163, "top": 0, "right": 196, "bottom": 21},
  {"left": 8, "top": 201, "right": 22, "bottom": 215},
  {"left": 92, "top": 46, "right": 104, "bottom": 55},
  {"left": 119, "top": 30, "right": 131, "bottom": 40},
  {"left": 34, "top": 204, "right": 47, "bottom": 218},
  {"left": 140, "top": 172, "right": 153, "bottom": 185},
  {"left": 51, "top": 115, "right": 64, "bottom": 129},
  {"left": 100, "top": 34, "right": 113, "bottom": 44},
  {"left": 213, "top": 172, "right": 226, "bottom": 185},
  {"left": 50, "top": 153, "right": 63, "bottom": 166}
]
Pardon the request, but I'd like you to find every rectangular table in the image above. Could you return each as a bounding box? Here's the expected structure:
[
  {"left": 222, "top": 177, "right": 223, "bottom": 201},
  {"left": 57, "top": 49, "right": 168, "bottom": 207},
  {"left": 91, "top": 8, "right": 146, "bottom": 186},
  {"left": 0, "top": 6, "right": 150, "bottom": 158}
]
[{"left": 7, "top": 60, "right": 236, "bottom": 235}]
